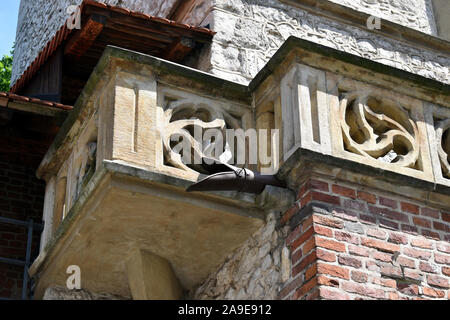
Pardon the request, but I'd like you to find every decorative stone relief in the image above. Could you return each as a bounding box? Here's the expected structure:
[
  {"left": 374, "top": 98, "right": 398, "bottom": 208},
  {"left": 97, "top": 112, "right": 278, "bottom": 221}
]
[
  {"left": 279, "top": 63, "right": 437, "bottom": 182},
  {"left": 65, "top": 111, "right": 99, "bottom": 213},
  {"left": 46, "top": 110, "right": 99, "bottom": 235},
  {"left": 206, "top": 1, "right": 449, "bottom": 85},
  {"left": 43, "top": 286, "right": 127, "bottom": 300},
  {"left": 327, "top": 0, "right": 437, "bottom": 34},
  {"left": 326, "top": 73, "right": 435, "bottom": 181},
  {"left": 339, "top": 91, "right": 420, "bottom": 169},
  {"left": 436, "top": 119, "right": 450, "bottom": 178},
  {"left": 157, "top": 86, "right": 252, "bottom": 178},
  {"left": 74, "top": 141, "right": 97, "bottom": 200}
]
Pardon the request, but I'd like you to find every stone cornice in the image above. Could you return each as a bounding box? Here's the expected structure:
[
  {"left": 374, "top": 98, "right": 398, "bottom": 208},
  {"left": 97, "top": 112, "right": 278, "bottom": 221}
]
[
  {"left": 277, "top": 147, "right": 450, "bottom": 208},
  {"left": 250, "top": 37, "right": 450, "bottom": 99}
]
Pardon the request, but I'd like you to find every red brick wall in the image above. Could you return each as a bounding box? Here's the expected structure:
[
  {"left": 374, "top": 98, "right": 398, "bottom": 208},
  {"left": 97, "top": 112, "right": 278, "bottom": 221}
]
[
  {"left": 279, "top": 178, "right": 450, "bottom": 300},
  {"left": 0, "top": 159, "right": 45, "bottom": 299}
]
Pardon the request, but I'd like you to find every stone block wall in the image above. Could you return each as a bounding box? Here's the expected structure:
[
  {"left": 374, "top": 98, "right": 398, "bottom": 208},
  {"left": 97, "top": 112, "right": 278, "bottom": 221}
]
[
  {"left": 199, "top": 0, "right": 448, "bottom": 85},
  {"left": 193, "top": 176, "right": 450, "bottom": 300},
  {"left": 327, "top": 0, "right": 437, "bottom": 34},
  {"left": 9, "top": 0, "right": 448, "bottom": 301}
]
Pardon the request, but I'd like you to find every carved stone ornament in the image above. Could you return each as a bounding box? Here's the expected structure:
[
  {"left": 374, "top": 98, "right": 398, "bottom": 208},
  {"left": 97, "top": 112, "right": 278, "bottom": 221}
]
[
  {"left": 436, "top": 119, "right": 450, "bottom": 178},
  {"left": 339, "top": 91, "right": 420, "bottom": 168},
  {"left": 161, "top": 95, "right": 241, "bottom": 174}
]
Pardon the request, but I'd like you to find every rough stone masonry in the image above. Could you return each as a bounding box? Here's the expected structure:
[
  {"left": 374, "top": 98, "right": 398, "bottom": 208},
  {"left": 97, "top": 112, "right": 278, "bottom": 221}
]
[{"left": 193, "top": 177, "right": 450, "bottom": 300}]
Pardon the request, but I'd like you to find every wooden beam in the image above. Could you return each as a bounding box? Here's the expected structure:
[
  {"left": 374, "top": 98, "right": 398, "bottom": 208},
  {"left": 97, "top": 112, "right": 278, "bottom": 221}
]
[
  {"left": 105, "top": 22, "right": 173, "bottom": 45},
  {"left": 21, "top": 47, "right": 63, "bottom": 103},
  {"left": 65, "top": 14, "right": 106, "bottom": 58},
  {"left": 0, "top": 97, "right": 8, "bottom": 107},
  {"left": 7, "top": 101, "right": 69, "bottom": 118},
  {"left": 108, "top": 11, "right": 212, "bottom": 43},
  {"left": 163, "top": 37, "right": 196, "bottom": 63}
]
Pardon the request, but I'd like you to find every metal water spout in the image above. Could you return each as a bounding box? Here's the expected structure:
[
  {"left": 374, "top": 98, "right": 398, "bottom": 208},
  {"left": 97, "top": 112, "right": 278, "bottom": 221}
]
[{"left": 186, "top": 157, "right": 285, "bottom": 194}]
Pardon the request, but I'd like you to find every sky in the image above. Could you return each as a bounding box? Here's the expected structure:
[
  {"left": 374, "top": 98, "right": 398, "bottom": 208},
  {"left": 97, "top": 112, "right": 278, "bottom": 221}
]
[{"left": 0, "top": 0, "right": 21, "bottom": 57}]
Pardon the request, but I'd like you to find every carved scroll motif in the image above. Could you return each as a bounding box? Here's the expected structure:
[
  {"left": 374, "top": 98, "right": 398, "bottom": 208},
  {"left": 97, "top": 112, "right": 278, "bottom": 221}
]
[
  {"left": 436, "top": 119, "right": 450, "bottom": 178},
  {"left": 339, "top": 91, "right": 420, "bottom": 168},
  {"left": 161, "top": 96, "right": 241, "bottom": 173}
]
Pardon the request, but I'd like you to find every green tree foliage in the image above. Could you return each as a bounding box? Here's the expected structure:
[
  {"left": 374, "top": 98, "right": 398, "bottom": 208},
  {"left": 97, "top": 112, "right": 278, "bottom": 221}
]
[{"left": 0, "top": 47, "right": 14, "bottom": 92}]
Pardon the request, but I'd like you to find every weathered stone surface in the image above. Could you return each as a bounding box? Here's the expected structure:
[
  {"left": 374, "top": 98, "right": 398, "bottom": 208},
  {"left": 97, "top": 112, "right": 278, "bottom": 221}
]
[
  {"left": 43, "top": 286, "right": 127, "bottom": 300},
  {"left": 126, "top": 250, "right": 183, "bottom": 300},
  {"left": 191, "top": 213, "right": 283, "bottom": 299},
  {"left": 30, "top": 49, "right": 266, "bottom": 299},
  {"left": 201, "top": 0, "right": 448, "bottom": 85},
  {"left": 432, "top": 0, "right": 450, "bottom": 41},
  {"left": 327, "top": 0, "right": 437, "bottom": 34}
]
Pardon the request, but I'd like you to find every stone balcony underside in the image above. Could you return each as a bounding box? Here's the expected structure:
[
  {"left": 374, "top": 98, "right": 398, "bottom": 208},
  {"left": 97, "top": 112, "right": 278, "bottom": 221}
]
[
  {"left": 31, "top": 161, "right": 273, "bottom": 298},
  {"left": 31, "top": 36, "right": 449, "bottom": 299}
]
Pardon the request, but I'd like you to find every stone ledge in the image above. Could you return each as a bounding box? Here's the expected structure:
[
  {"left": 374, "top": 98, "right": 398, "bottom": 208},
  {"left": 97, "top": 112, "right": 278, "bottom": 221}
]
[
  {"left": 103, "top": 159, "right": 294, "bottom": 218},
  {"left": 277, "top": 147, "right": 450, "bottom": 209},
  {"left": 250, "top": 36, "right": 450, "bottom": 98}
]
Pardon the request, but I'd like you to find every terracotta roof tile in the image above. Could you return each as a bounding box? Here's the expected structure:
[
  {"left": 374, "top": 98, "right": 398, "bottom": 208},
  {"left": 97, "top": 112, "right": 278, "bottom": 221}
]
[
  {"left": 11, "top": 22, "right": 73, "bottom": 94},
  {"left": 11, "top": 0, "right": 215, "bottom": 94},
  {"left": 81, "top": 0, "right": 215, "bottom": 35},
  {"left": 109, "top": 6, "right": 131, "bottom": 15},
  {"left": 85, "top": 0, "right": 108, "bottom": 9},
  {"left": 0, "top": 92, "right": 73, "bottom": 111},
  {"left": 130, "top": 11, "right": 151, "bottom": 20}
]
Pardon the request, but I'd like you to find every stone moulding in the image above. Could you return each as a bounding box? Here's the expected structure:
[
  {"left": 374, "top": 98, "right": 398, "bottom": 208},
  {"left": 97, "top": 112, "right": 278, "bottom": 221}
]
[
  {"left": 253, "top": 37, "right": 448, "bottom": 185},
  {"left": 32, "top": 36, "right": 449, "bottom": 299}
]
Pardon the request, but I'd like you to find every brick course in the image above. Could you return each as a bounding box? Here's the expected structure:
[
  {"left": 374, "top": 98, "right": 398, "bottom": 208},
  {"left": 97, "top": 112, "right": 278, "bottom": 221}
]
[
  {"left": 279, "top": 178, "right": 450, "bottom": 300},
  {"left": 0, "top": 159, "right": 44, "bottom": 299}
]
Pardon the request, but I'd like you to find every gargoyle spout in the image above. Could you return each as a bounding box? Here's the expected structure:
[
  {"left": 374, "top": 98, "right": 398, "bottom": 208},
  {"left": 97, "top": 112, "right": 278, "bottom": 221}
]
[{"left": 186, "top": 158, "right": 285, "bottom": 194}]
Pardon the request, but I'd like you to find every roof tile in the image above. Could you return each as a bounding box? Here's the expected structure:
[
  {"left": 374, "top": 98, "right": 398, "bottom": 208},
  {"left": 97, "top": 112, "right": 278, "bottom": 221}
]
[
  {"left": 0, "top": 92, "right": 73, "bottom": 111},
  {"left": 11, "top": 0, "right": 215, "bottom": 94}
]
